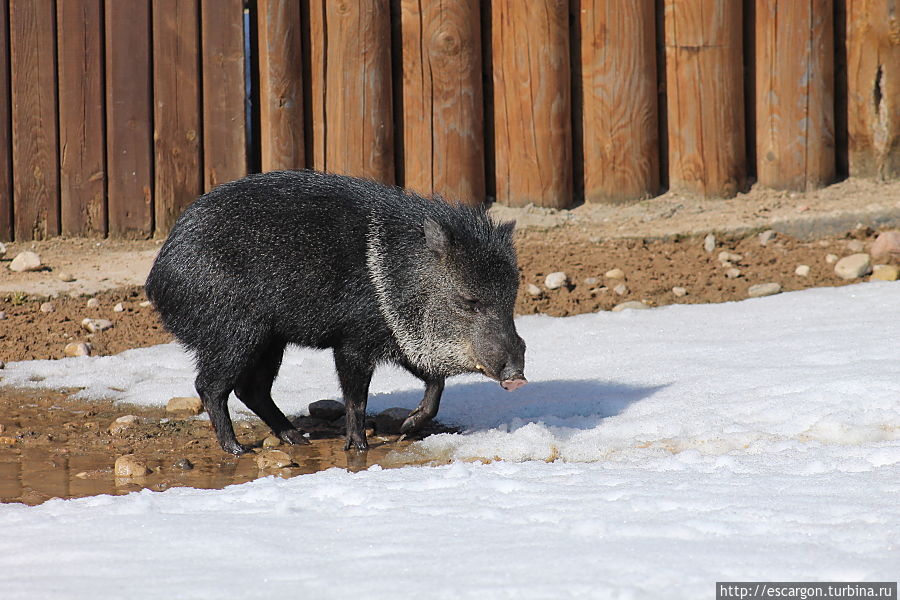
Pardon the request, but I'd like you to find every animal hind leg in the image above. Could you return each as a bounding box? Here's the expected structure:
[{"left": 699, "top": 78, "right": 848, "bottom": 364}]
[
  {"left": 234, "top": 340, "right": 309, "bottom": 446},
  {"left": 195, "top": 367, "right": 250, "bottom": 456}
]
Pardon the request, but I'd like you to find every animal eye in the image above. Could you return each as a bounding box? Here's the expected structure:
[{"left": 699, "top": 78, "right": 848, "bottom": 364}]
[{"left": 459, "top": 295, "right": 482, "bottom": 313}]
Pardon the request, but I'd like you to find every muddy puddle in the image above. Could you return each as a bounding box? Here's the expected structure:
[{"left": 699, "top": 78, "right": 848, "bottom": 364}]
[{"left": 0, "top": 388, "right": 449, "bottom": 506}]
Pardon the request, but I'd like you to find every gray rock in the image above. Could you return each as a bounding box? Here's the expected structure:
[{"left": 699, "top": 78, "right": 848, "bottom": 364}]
[
  {"left": 526, "top": 283, "right": 542, "bottom": 297},
  {"left": 871, "top": 231, "right": 900, "bottom": 260},
  {"left": 758, "top": 230, "right": 776, "bottom": 246},
  {"left": 672, "top": 286, "right": 687, "bottom": 297},
  {"left": 748, "top": 282, "right": 782, "bottom": 298},
  {"left": 718, "top": 251, "right": 742, "bottom": 263},
  {"left": 375, "top": 407, "right": 411, "bottom": 434},
  {"left": 86, "top": 298, "right": 100, "bottom": 308},
  {"left": 703, "top": 234, "right": 716, "bottom": 253},
  {"left": 583, "top": 277, "right": 599, "bottom": 286},
  {"left": 544, "top": 272, "right": 568, "bottom": 290},
  {"left": 834, "top": 253, "right": 872, "bottom": 280},
  {"left": 173, "top": 458, "right": 194, "bottom": 470},
  {"left": 57, "top": 271, "right": 76, "bottom": 282},
  {"left": 794, "top": 265, "right": 811, "bottom": 277},
  {"left": 612, "top": 301, "right": 649, "bottom": 312},
  {"left": 9, "top": 251, "right": 42, "bottom": 272},
  {"left": 613, "top": 283, "right": 628, "bottom": 296},
  {"left": 604, "top": 268, "right": 625, "bottom": 279},
  {"left": 308, "top": 399, "right": 345, "bottom": 421},
  {"left": 846, "top": 240, "right": 865, "bottom": 253},
  {"left": 81, "top": 318, "right": 113, "bottom": 333},
  {"left": 39, "top": 302, "right": 55, "bottom": 313}
]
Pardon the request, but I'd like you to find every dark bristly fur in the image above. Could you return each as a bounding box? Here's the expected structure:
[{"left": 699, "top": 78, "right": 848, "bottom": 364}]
[{"left": 145, "top": 170, "right": 526, "bottom": 455}]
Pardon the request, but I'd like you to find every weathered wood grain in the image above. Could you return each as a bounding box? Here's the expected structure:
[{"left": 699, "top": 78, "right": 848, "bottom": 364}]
[
  {"left": 153, "top": 0, "right": 202, "bottom": 234},
  {"left": 105, "top": 0, "right": 153, "bottom": 238},
  {"left": 846, "top": 0, "right": 900, "bottom": 179},
  {"left": 309, "top": 0, "right": 395, "bottom": 183},
  {"left": 400, "top": 0, "right": 484, "bottom": 205},
  {"left": 492, "top": 0, "right": 572, "bottom": 208},
  {"left": 10, "top": 0, "right": 59, "bottom": 240},
  {"left": 0, "top": 0, "right": 12, "bottom": 240},
  {"left": 201, "top": 0, "right": 247, "bottom": 190},
  {"left": 57, "top": 0, "right": 106, "bottom": 237},
  {"left": 664, "top": 0, "right": 746, "bottom": 197},
  {"left": 581, "top": 0, "right": 659, "bottom": 203}
]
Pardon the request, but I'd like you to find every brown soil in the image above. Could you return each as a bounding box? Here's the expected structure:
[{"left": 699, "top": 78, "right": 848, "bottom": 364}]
[{"left": 0, "top": 227, "right": 893, "bottom": 361}]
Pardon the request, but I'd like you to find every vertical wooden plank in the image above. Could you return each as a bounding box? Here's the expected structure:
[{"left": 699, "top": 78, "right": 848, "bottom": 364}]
[
  {"left": 0, "top": 0, "right": 12, "bottom": 240},
  {"left": 153, "top": 0, "right": 202, "bottom": 235},
  {"left": 308, "top": 0, "right": 394, "bottom": 183},
  {"left": 202, "top": 0, "right": 247, "bottom": 189},
  {"left": 581, "top": 0, "right": 659, "bottom": 203},
  {"left": 664, "top": 0, "right": 746, "bottom": 197},
  {"left": 106, "top": 0, "right": 153, "bottom": 238},
  {"left": 57, "top": 0, "right": 106, "bottom": 237},
  {"left": 846, "top": 0, "right": 900, "bottom": 179},
  {"left": 492, "top": 1, "right": 571, "bottom": 208},
  {"left": 257, "top": 0, "right": 304, "bottom": 172},
  {"left": 400, "top": 0, "right": 484, "bottom": 205},
  {"left": 756, "top": 0, "right": 835, "bottom": 191},
  {"left": 10, "top": 0, "right": 59, "bottom": 240}
]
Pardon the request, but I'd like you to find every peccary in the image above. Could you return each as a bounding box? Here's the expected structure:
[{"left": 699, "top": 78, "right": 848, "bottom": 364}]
[{"left": 145, "top": 170, "right": 527, "bottom": 455}]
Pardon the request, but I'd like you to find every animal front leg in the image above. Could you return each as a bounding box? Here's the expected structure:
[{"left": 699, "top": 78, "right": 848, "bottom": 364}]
[
  {"left": 401, "top": 378, "right": 445, "bottom": 434},
  {"left": 333, "top": 347, "right": 374, "bottom": 451}
]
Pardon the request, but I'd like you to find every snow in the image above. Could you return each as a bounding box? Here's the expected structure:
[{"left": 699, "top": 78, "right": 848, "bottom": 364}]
[{"left": 1, "top": 283, "right": 899, "bottom": 598}]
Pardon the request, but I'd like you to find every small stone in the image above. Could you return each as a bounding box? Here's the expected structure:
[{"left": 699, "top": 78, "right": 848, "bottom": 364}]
[
  {"left": 526, "top": 283, "right": 542, "bottom": 297},
  {"left": 834, "top": 253, "right": 872, "bottom": 280},
  {"left": 108, "top": 415, "right": 139, "bottom": 436},
  {"left": 308, "top": 399, "right": 345, "bottom": 421},
  {"left": 114, "top": 455, "right": 151, "bottom": 477},
  {"left": 718, "top": 251, "right": 742, "bottom": 263},
  {"left": 139, "top": 300, "right": 153, "bottom": 308},
  {"left": 375, "top": 407, "right": 411, "bottom": 435},
  {"left": 871, "top": 231, "right": 900, "bottom": 260},
  {"left": 583, "top": 277, "right": 599, "bottom": 286},
  {"left": 825, "top": 254, "right": 838, "bottom": 264},
  {"left": 173, "top": 458, "right": 194, "bottom": 470},
  {"left": 720, "top": 260, "right": 734, "bottom": 269},
  {"left": 612, "top": 301, "right": 649, "bottom": 312},
  {"left": 703, "top": 234, "right": 716, "bottom": 253},
  {"left": 256, "top": 450, "right": 294, "bottom": 470},
  {"left": 758, "top": 230, "right": 776, "bottom": 246},
  {"left": 167, "top": 397, "right": 203, "bottom": 415},
  {"left": 86, "top": 298, "right": 100, "bottom": 308},
  {"left": 748, "top": 282, "right": 782, "bottom": 298},
  {"left": 64, "top": 342, "right": 91, "bottom": 357},
  {"left": 8, "top": 251, "right": 42, "bottom": 272},
  {"left": 113, "top": 303, "right": 125, "bottom": 313},
  {"left": 846, "top": 240, "right": 865, "bottom": 253},
  {"left": 262, "top": 435, "right": 282, "bottom": 448},
  {"left": 795, "top": 265, "right": 811, "bottom": 277},
  {"left": 544, "top": 272, "right": 568, "bottom": 290},
  {"left": 871, "top": 264, "right": 899, "bottom": 281},
  {"left": 604, "top": 268, "right": 625, "bottom": 279},
  {"left": 81, "top": 318, "right": 114, "bottom": 333},
  {"left": 725, "top": 268, "right": 741, "bottom": 279},
  {"left": 613, "top": 283, "right": 628, "bottom": 296},
  {"left": 39, "top": 302, "right": 55, "bottom": 313},
  {"left": 57, "top": 271, "right": 76, "bottom": 282},
  {"left": 0, "top": 311, "right": 6, "bottom": 320},
  {"left": 672, "top": 286, "right": 687, "bottom": 297}
]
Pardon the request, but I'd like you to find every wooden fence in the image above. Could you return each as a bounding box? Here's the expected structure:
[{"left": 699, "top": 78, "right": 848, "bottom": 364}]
[{"left": 0, "top": 0, "right": 898, "bottom": 241}]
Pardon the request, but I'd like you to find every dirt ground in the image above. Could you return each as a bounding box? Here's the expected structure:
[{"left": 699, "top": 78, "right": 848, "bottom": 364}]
[{"left": 1, "top": 178, "right": 898, "bottom": 504}]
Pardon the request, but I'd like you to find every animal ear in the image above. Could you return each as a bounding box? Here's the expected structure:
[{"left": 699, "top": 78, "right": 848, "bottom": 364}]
[{"left": 423, "top": 217, "right": 451, "bottom": 258}]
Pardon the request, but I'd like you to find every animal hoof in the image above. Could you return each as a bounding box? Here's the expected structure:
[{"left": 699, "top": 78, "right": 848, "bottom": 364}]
[
  {"left": 400, "top": 412, "right": 430, "bottom": 434},
  {"left": 343, "top": 436, "right": 369, "bottom": 452},
  {"left": 224, "top": 442, "right": 255, "bottom": 456},
  {"left": 279, "top": 428, "right": 310, "bottom": 446}
]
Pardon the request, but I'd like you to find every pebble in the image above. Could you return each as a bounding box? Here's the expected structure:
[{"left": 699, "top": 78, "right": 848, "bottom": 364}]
[
  {"left": 871, "top": 231, "right": 900, "bottom": 260},
  {"left": 256, "top": 450, "right": 294, "bottom": 470},
  {"left": 166, "top": 397, "right": 204, "bottom": 415},
  {"left": 834, "top": 253, "right": 872, "bottom": 280},
  {"left": 86, "top": 298, "right": 100, "bottom": 308},
  {"left": 64, "top": 342, "right": 91, "bottom": 357},
  {"left": 81, "top": 318, "right": 114, "bottom": 333},
  {"left": 262, "top": 435, "right": 282, "bottom": 448},
  {"left": 725, "top": 268, "right": 741, "bottom": 279},
  {"left": 114, "top": 455, "right": 151, "bottom": 477},
  {"left": 544, "top": 272, "right": 569, "bottom": 290},
  {"left": 113, "top": 303, "right": 125, "bottom": 312},
  {"left": 703, "top": 234, "right": 716, "bottom": 253},
  {"left": 718, "top": 251, "right": 742, "bottom": 263},
  {"left": 613, "top": 283, "right": 629, "bottom": 296},
  {"left": 139, "top": 300, "right": 153, "bottom": 308},
  {"left": 825, "top": 254, "right": 839, "bottom": 264},
  {"left": 846, "top": 240, "right": 865, "bottom": 253},
  {"left": 173, "top": 458, "right": 194, "bottom": 470},
  {"left": 758, "top": 230, "right": 776, "bottom": 246},
  {"left": 526, "top": 283, "right": 542, "bottom": 297},
  {"left": 108, "top": 415, "right": 139, "bottom": 436},
  {"left": 8, "top": 251, "right": 42, "bottom": 272},
  {"left": 612, "top": 301, "right": 649, "bottom": 312},
  {"left": 583, "top": 277, "right": 599, "bottom": 286},
  {"left": 375, "top": 407, "right": 411, "bottom": 434},
  {"left": 604, "top": 268, "right": 625, "bottom": 279},
  {"left": 308, "top": 399, "right": 346, "bottom": 421},
  {"left": 39, "top": 302, "right": 55, "bottom": 313},
  {"left": 0, "top": 311, "right": 5, "bottom": 320},
  {"left": 747, "top": 282, "right": 782, "bottom": 298},
  {"left": 795, "top": 265, "right": 811, "bottom": 277},
  {"left": 871, "top": 264, "right": 899, "bottom": 281},
  {"left": 672, "top": 286, "right": 687, "bottom": 297},
  {"left": 57, "top": 271, "right": 76, "bottom": 282}
]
